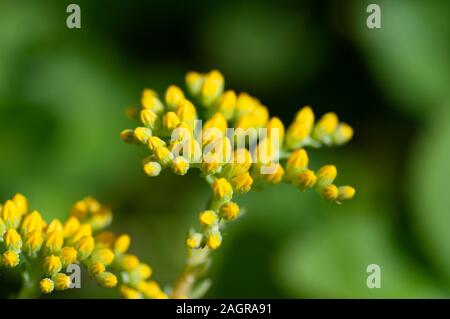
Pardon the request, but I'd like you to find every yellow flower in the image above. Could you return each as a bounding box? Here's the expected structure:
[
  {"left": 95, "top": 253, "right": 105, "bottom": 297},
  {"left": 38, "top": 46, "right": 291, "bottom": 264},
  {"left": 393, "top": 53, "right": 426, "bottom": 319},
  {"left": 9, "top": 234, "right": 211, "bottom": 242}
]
[
  {"left": 44, "top": 255, "right": 62, "bottom": 275},
  {"left": 316, "top": 165, "right": 337, "bottom": 188},
  {"left": 261, "top": 163, "right": 285, "bottom": 184},
  {"left": 76, "top": 236, "right": 95, "bottom": 260},
  {"left": 120, "top": 285, "right": 143, "bottom": 299},
  {"left": 0, "top": 217, "right": 5, "bottom": 237},
  {"left": 207, "top": 231, "right": 222, "bottom": 250},
  {"left": 176, "top": 99, "right": 197, "bottom": 130},
  {"left": 44, "top": 230, "right": 64, "bottom": 254},
  {"left": 140, "top": 109, "right": 158, "bottom": 128},
  {"left": 235, "top": 92, "right": 258, "bottom": 119},
  {"left": 338, "top": 186, "right": 356, "bottom": 201},
  {"left": 39, "top": 278, "right": 54, "bottom": 294},
  {"left": 147, "top": 136, "right": 166, "bottom": 152},
  {"left": 60, "top": 246, "right": 78, "bottom": 266},
  {"left": 313, "top": 112, "right": 338, "bottom": 141},
  {"left": 46, "top": 219, "right": 63, "bottom": 235},
  {"left": 21, "top": 210, "right": 45, "bottom": 234},
  {"left": 12, "top": 193, "right": 28, "bottom": 216},
  {"left": 133, "top": 127, "right": 152, "bottom": 144},
  {"left": 294, "top": 106, "right": 315, "bottom": 126},
  {"left": 211, "top": 178, "right": 233, "bottom": 201},
  {"left": 97, "top": 272, "right": 118, "bottom": 288},
  {"left": 285, "top": 148, "right": 309, "bottom": 176},
  {"left": 53, "top": 273, "right": 72, "bottom": 290},
  {"left": 154, "top": 146, "right": 174, "bottom": 166},
  {"left": 203, "top": 112, "right": 228, "bottom": 134},
  {"left": 143, "top": 161, "right": 162, "bottom": 177},
  {"left": 120, "top": 254, "right": 140, "bottom": 271},
  {"left": 2, "top": 200, "right": 21, "bottom": 229},
  {"left": 89, "top": 262, "right": 106, "bottom": 276},
  {"left": 23, "top": 230, "right": 43, "bottom": 255},
  {"left": 201, "top": 70, "right": 224, "bottom": 106},
  {"left": 95, "top": 231, "right": 116, "bottom": 248},
  {"left": 231, "top": 172, "right": 253, "bottom": 194},
  {"left": 285, "top": 121, "right": 311, "bottom": 150},
  {"left": 199, "top": 210, "right": 218, "bottom": 226},
  {"left": 165, "top": 85, "right": 185, "bottom": 110},
  {"left": 2, "top": 251, "right": 20, "bottom": 268},
  {"left": 4, "top": 229, "right": 22, "bottom": 252},
  {"left": 333, "top": 123, "right": 354, "bottom": 145},
  {"left": 63, "top": 216, "right": 81, "bottom": 238},
  {"left": 266, "top": 117, "right": 285, "bottom": 144},
  {"left": 322, "top": 184, "right": 339, "bottom": 201},
  {"left": 71, "top": 224, "right": 93, "bottom": 244},
  {"left": 138, "top": 263, "right": 153, "bottom": 280},
  {"left": 215, "top": 90, "right": 236, "bottom": 120},
  {"left": 296, "top": 169, "right": 317, "bottom": 190},
  {"left": 114, "top": 234, "right": 131, "bottom": 254},
  {"left": 141, "top": 89, "right": 164, "bottom": 113},
  {"left": 172, "top": 156, "right": 190, "bottom": 175},
  {"left": 185, "top": 71, "right": 204, "bottom": 96},
  {"left": 186, "top": 233, "right": 203, "bottom": 249},
  {"left": 162, "top": 111, "right": 181, "bottom": 132},
  {"left": 91, "top": 248, "right": 115, "bottom": 266},
  {"left": 219, "top": 202, "right": 240, "bottom": 221}
]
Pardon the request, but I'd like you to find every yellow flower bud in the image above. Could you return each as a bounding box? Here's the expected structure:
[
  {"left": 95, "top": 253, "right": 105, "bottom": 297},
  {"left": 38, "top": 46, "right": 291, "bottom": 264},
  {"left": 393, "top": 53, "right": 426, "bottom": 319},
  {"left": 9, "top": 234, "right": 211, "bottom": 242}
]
[
  {"left": 44, "top": 255, "right": 62, "bottom": 275},
  {"left": 207, "top": 231, "right": 222, "bottom": 250},
  {"left": 176, "top": 99, "right": 197, "bottom": 130},
  {"left": 219, "top": 202, "right": 240, "bottom": 221},
  {"left": 203, "top": 112, "right": 228, "bottom": 134},
  {"left": 133, "top": 127, "right": 152, "bottom": 144},
  {"left": 286, "top": 149, "right": 309, "bottom": 176},
  {"left": 0, "top": 217, "right": 5, "bottom": 237},
  {"left": 141, "top": 89, "right": 164, "bottom": 113},
  {"left": 140, "top": 109, "right": 158, "bottom": 128},
  {"left": 285, "top": 121, "right": 311, "bottom": 150},
  {"left": 89, "top": 262, "right": 105, "bottom": 276},
  {"left": 185, "top": 71, "right": 204, "bottom": 96},
  {"left": 267, "top": 117, "right": 285, "bottom": 144},
  {"left": 120, "top": 285, "right": 143, "bottom": 299},
  {"left": 172, "top": 156, "right": 189, "bottom": 175},
  {"left": 313, "top": 112, "right": 338, "bottom": 142},
  {"left": 154, "top": 146, "right": 174, "bottom": 166},
  {"left": 120, "top": 254, "right": 140, "bottom": 271},
  {"left": 120, "top": 129, "right": 136, "bottom": 144},
  {"left": 114, "top": 234, "right": 131, "bottom": 254},
  {"left": 39, "top": 278, "right": 54, "bottom": 294},
  {"left": 165, "top": 85, "right": 185, "bottom": 110},
  {"left": 235, "top": 92, "right": 258, "bottom": 119},
  {"left": 12, "top": 193, "right": 28, "bottom": 216},
  {"left": 4, "top": 229, "right": 22, "bottom": 252},
  {"left": 332, "top": 123, "right": 354, "bottom": 145},
  {"left": 294, "top": 106, "right": 315, "bottom": 126},
  {"left": 95, "top": 232, "right": 115, "bottom": 248},
  {"left": 23, "top": 230, "right": 43, "bottom": 255},
  {"left": 21, "top": 210, "right": 45, "bottom": 234},
  {"left": 143, "top": 161, "right": 162, "bottom": 177},
  {"left": 63, "top": 216, "right": 80, "bottom": 238},
  {"left": 231, "top": 172, "right": 253, "bottom": 194},
  {"left": 2, "top": 200, "right": 21, "bottom": 229},
  {"left": 97, "top": 272, "right": 118, "bottom": 288},
  {"left": 91, "top": 248, "right": 115, "bottom": 266},
  {"left": 186, "top": 233, "right": 203, "bottom": 249},
  {"left": 44, "top": 231, "right": 64, "bottom": 254},
  {"left": 322, "top": 184, "right": 339, "bottom": 201},
  {"left": 211, "top": 178, "right": 233, "bottom": 201},
  {"left": 138, "top": 263, "right": 152, "bottom": 280},
  {"left": 46, "top": 219, "right": 63, "bottom": 235},
  {"left": 201, "top": 70, "right": 224, "bottom": 106},
  {"left": 76, "top": 236, "right": 95, "bottom": 260},
  {"left": 53, "top": 273, "right": 71, "bottom": 290},
  {"left": 71, "top": 224, "right": 93, "bottom": 244},
  {"left": 2, "top": 251, "right": 20, "bottom": 267},
  {"left": 338, "top": 186, "right": 356, "bottom": 201},
  {"left": 296, "top": 169, "right": 317, "bottom": 190},
  {"left": 147, "top": 136, "right": 166, "bottom": 152},
  {"left": 199, "top": 210, "right": 218, "bottom": 226},
  {"left": 215, "top": 90, "right": 236, "bottom": 120},
  {"left": 60, "top": 246, "right": 78, "bottom": 266},
  {"left": 162, "top": 111, "right": 181, "bottom": 132},
  {"left": 201, "top": 154, "right": 221, "bottom": 175},
  {"left": 262, "top": 163, "right": 285, "bottom": 184},
  {"left": 223, "top": 148, "right": 253, "bottom": 178},
  {"left": 316, "top": 165, "right": 337, "bottom": 188}
]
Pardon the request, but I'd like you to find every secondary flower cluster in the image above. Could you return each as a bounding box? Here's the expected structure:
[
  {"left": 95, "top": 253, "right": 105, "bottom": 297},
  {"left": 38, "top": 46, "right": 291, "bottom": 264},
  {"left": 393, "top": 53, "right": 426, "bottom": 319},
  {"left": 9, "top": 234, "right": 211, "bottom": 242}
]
[
  {"left": 0, "top": 194, "right": 165, "bottom": 298},
  {"left": 121, "top": 70, "right": 356, "bottom": 258}
]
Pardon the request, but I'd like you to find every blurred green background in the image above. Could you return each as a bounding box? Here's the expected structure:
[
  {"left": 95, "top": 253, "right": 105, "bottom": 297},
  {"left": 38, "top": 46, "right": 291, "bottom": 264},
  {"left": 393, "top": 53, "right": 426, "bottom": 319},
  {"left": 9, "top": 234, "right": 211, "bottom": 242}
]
[{"left": 1, "top": 0, "right": 449, "bottom": 298}]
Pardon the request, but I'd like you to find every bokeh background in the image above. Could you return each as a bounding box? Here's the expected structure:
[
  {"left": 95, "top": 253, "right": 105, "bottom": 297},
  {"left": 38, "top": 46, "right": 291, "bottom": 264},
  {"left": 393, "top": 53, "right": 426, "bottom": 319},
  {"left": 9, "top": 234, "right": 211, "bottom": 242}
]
[{"left": 1, "top": 0, "right": 449, "bottom": 298}]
